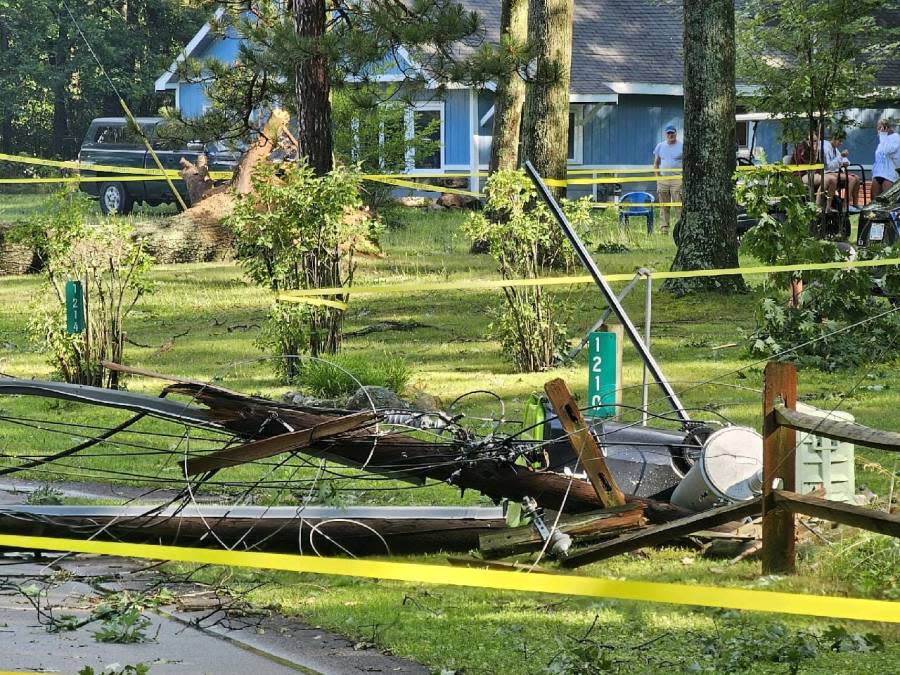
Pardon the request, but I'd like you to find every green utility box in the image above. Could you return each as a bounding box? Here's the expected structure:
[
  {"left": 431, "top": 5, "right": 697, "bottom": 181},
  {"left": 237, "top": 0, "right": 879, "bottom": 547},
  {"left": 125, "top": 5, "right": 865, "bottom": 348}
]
[{"left": 795, "top": 402, "right": 856, "bottom": 503}]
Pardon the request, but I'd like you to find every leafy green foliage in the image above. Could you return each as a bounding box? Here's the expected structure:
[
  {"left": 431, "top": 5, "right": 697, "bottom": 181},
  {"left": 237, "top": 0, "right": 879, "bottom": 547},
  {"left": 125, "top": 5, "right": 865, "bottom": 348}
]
[
  {"left": 738, "top": 167, "right": 900, "bottom": 370},
  {"left": 0, "top": 0, "right": 207, "bottom": 159},
  {"left": 228, "top": 161, "right": 377, "bottom": 369},
  {"left": 737, "top": 0, "right": 899, "bottom": 143},
  {"left": 10, "top": 189, "right": 153, "bottom": 387},
  {"left": 92, "top": 606, "right": 153, "bottom": 644},
  {"left": 79, "top": 665, "right": 150, "bottom": 675},
  {"left": 163, "top": 0, "right": 487, "bottom": 148},
  {"left": 463, "top": 170, "right": 590, "bottom": 372},
  {"left": 331, "top": 85, "right": 440, "bottom": 210},
  {"left": 25, "top": 483, "right": 63, "bottom": 505},
  {"left": 294, "top": 353, "right": 410, "bottom": 398}
]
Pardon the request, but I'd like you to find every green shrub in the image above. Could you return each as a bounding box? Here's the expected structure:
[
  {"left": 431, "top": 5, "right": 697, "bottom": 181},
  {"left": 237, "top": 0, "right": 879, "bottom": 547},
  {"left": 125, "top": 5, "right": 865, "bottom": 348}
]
[
  {"left": 464, "top": 170, "right": 591, "bottom": 372},
  {"left": 296, "top": 353, "right": 410, "bottom": 399},
  {"left": 11, "top": 189, "right": 153, "bottom": 388},
  {"left": 228, "top": 161, "right": 378, "bottom": 374},
  {"left": 737, "top": 167, "right": 900, "bottom": 370}
]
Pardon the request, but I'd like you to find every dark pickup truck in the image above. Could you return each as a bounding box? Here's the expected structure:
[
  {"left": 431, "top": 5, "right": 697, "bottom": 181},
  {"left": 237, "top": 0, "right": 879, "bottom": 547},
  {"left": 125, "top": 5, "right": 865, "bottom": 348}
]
[{"left": 78, "top": 117, "right": 237, "bottom": 215}]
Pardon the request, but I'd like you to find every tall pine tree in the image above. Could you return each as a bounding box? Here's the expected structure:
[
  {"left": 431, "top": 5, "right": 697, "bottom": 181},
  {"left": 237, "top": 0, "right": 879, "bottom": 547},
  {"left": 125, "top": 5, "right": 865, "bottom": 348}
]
[
  {"left": 665, "top": 0, "right": 744, "bottom": 295},
  {"left": 489, "top": 0, "right": 528, "bottom": 172},
  {"left": 521, "top": 0, "right": 573, "bottom": 188}
]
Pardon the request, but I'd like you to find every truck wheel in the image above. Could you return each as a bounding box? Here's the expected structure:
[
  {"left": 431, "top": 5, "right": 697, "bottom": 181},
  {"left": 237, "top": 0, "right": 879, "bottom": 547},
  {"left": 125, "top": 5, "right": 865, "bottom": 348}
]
[{"left": 99, "top": 182, "right": 134, "bottom": 216}]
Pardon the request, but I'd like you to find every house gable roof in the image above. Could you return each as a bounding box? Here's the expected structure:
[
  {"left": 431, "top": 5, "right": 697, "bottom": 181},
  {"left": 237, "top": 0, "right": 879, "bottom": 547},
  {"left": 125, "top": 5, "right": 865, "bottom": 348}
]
[
  {"left": 159, "top": 1, "right": 897, "bottom": 96},
  {"left": 155, "top": 7, "right": 226, "bottom": 91}
]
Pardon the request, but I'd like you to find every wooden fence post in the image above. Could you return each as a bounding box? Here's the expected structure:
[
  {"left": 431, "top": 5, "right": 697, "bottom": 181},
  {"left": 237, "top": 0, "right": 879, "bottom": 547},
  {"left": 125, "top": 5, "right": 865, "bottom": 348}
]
[{"left": 762, "top": 361, "right": 798, "bottom": 574}]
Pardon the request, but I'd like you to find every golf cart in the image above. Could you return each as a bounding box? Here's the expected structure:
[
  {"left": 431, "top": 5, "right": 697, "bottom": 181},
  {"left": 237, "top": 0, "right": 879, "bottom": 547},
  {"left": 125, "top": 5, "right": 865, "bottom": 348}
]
[{"left": 857, "top": 180, "right": 900, "bottom": 249}]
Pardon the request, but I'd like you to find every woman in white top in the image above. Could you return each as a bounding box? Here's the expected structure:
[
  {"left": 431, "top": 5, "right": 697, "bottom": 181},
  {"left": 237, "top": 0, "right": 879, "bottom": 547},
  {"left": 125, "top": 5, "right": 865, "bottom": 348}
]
[{"left": 871, "top": 118, "right": 900, "bottom": 200}]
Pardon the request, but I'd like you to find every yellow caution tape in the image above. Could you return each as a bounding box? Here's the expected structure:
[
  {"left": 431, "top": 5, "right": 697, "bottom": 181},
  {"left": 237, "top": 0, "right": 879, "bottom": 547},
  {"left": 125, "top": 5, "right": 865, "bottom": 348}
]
[
  {"left": 279, "top": 296, "right": 348, "bottom": 311},
  {"left": 278, "top": 257, "right": 900, "bottom": 300},
  {"left": 0, "top": 151, "right": 231, "bottom": 179},
  {"left": 0, "top": 533, "right": 894, "bottom": 622},
  {"left": 366, "top": 175, "right": 483, "bottom": 197},
  {"left": 0, "top": 175, "right": 182, "bottom": 184}
]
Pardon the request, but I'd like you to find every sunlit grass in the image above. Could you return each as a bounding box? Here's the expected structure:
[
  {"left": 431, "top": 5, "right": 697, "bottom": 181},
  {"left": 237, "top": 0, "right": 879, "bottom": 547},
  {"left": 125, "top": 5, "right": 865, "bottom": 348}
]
[{"left": 1, "top": 202, "right": 898, "bottom": 672}]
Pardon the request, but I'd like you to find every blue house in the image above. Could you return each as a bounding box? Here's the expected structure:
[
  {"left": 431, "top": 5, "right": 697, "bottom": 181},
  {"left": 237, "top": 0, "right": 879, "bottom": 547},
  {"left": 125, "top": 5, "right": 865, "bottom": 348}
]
[{"left": 156, "top": 1, "right": 899, "bottom": 196}]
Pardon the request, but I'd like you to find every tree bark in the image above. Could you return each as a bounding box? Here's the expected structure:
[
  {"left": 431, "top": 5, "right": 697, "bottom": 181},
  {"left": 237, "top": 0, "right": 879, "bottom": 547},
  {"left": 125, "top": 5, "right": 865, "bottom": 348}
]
[
  {"left": 292, "top": 0, "right": 333, "bottom": 176},
  {"left": 489, "top": 0, "right": 529, "bottom": 172},
  {"left": 0, "top": 19, "right": 12, "bottom": 154},
  {"left": 51, "top": 6, "right": 70, "bottom": 157},
  {"left": 521, "top": 0, "right": 573, "bottom": 190},
  {"left": 664, "top": 0, "right": 745, "bottom": 295}
]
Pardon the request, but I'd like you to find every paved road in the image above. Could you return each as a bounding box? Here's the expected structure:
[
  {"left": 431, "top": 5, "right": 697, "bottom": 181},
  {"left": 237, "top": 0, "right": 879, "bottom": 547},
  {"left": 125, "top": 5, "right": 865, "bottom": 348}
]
[{"left": 0, "top": 555, "right": 427, "bottom": 675}]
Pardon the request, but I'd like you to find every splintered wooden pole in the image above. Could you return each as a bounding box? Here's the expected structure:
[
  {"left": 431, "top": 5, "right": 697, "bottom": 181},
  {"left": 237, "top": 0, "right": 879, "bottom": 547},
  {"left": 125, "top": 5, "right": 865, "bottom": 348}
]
[
  {"left": 762, "top": 361, "right": 798, "bottom": 574},
  {"left": 544, "top": 378, "right": 627, "bottom": 507}
]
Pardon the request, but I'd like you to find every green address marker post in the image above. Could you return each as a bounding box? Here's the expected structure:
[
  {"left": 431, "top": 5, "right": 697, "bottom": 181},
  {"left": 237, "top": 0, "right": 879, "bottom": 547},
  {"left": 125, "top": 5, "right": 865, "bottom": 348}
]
[
  {"left": 65, "top": 280, "right": 85, "bottom": 335},
  {"left": 586, "top": 329, "right": 619, "bottom": 418}
]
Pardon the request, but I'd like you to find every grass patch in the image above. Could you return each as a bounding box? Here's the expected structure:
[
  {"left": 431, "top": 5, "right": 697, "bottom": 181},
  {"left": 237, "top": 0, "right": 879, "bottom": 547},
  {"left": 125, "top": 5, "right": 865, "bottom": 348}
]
[
  {"left": 1, "top": 204, "right": 898, "bottom": 671},
  {"left": 293, "top": 352, "right": 411, "bottom": 399}
]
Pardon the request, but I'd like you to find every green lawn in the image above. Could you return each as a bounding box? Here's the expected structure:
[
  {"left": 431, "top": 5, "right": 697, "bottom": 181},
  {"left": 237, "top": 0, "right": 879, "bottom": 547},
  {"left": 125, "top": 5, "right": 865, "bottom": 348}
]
[{"left": 1, "top": 201, "right": 898, "bottom": 673}]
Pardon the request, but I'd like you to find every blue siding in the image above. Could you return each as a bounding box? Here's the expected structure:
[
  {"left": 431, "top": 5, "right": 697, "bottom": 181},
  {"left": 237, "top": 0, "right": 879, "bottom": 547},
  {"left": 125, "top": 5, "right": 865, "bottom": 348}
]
[
  {"left": 477, "top": 91, "right": 494, "bottom": 166},
  {"left": 176, "top": 28, "right": 241, "bottom": 118},
  {"left": 582, "top": 95, "right": 683, "bottom": 165},
  {"left": 843, "top": 107, "right": 900, "bottom": 168},
  {"left": 443, "top": 89, "right": 470, "bottom": 166},
  {"left": 179, "top": 82, "right": 209, "bottom": 119},
  {"left": 738, "top": 107, "right": 900, "bottom": 169}
]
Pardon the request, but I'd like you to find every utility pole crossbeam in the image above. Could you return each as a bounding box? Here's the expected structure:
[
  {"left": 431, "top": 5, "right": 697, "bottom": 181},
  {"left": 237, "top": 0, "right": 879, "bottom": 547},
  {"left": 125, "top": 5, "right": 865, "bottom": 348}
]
[{"left": 544, "top": 378, "right": 627, "bottom": 508}]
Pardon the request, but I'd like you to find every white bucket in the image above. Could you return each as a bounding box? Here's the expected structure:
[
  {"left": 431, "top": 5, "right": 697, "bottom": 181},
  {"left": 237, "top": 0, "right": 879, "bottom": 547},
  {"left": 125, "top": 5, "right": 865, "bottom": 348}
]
[{"left": 670, "top": 426, "right": 763, "bottom": 512}]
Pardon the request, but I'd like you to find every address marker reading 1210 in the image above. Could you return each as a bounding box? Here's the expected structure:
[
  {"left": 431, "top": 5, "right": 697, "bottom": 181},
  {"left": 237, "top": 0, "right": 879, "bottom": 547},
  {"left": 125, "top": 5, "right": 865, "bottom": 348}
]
[{"left": 586, "top": 331, "right": 617, "bottom": 418}]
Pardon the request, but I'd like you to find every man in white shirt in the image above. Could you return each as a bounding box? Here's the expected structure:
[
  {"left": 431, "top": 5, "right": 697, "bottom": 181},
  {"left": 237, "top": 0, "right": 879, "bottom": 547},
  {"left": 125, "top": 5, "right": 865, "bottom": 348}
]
[
  {"left": 871, "top": 118, "right": 900, "bottom": 199},
  {"left": 653, "top": 124, "right": 683, "bottom": 234},
  {"left": 820, "top": 131, "right": 860, "bottom": 212}
]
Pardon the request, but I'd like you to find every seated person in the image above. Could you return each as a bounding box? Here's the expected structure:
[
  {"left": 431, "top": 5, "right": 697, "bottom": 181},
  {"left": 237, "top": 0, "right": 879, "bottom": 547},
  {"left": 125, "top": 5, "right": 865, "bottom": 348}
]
[
  {"left": 871, "top": 118, "right": 900, "bottom": 199},
  {"left": 820, "top": 131, "right": 860, "bottom": 212},
  {"left": 793, "top": 130, "right": 824, "bottom": 189}
]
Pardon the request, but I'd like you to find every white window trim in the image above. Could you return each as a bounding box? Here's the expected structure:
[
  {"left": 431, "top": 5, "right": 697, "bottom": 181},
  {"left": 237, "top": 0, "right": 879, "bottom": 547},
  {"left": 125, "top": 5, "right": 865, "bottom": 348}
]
[
  {"left": 405, "top": 101, "right": 445, "bottom": 172},
  {"left": 736, "top": 119, "right": 750, "bottom": 149},
  {"left": 568, "top": 106, "right": 584, "bottom": 165}
]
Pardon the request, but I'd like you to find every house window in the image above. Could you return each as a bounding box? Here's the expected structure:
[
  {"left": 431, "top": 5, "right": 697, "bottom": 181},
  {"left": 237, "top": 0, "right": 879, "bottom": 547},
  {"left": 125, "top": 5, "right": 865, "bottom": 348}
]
[
  {"left": 736, "top": 120, "right": 749, "bottom": 148},
  {"left": 567, "top": 107, "right": 584, "bottom": 165},
  {"left": 405, "top": 102, "right": 444, "bottom": 171}
]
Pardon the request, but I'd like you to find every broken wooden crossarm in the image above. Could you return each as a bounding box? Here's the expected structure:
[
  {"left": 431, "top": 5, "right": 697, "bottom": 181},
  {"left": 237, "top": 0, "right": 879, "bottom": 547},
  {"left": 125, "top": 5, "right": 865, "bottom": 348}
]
[
  {"left": 183, "top": 411, "right": 378, "bottom": 475},
  {"left": 543, "top": 378, "right": 627, "bottom": 507},
  {"left": 774, "top": 403, "right": 900, "bottom": 452},
  {"left": 560, "top": 497, "right": 762, "bottom": 568},
  {"left": 478, "top": 504, "right": 646, "bottom": 559}
]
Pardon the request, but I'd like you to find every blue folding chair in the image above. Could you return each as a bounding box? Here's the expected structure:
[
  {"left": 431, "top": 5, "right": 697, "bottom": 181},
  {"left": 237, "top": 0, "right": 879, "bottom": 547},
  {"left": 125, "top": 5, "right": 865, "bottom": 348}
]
[{"left": 618, "top": 191, "right": 655, "bottom": 233}]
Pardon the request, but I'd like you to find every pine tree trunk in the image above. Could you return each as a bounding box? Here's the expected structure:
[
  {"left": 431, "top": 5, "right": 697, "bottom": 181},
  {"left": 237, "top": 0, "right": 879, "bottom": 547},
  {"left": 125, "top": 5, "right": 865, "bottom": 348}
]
[
  {"left": 0, "top": 21, "right": 12, "bottom": 154},
  {"left": 664, "top": 0, "right": 745, "bottom": 295},
  {"left": 521, "top": 0, "right": 573, "bottom": 188},
  {"left": 292, "top": 0, "right": 333, "bottom": 176},
  {"left": 489, "top": 0, "right": 528, "bottom": 172},
  {"left": 51, "top": 8, "right": 70, "bottom": 157}
]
